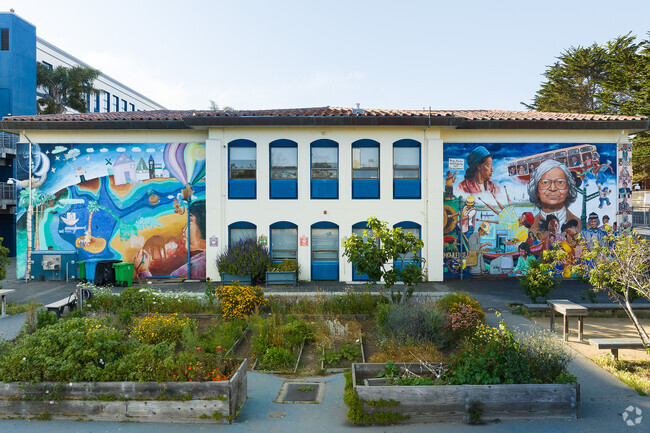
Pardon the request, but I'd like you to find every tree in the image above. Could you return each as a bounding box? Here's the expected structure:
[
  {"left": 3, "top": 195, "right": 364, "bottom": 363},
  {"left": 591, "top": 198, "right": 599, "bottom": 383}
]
[
  {"left": 208, "top": 100, "right": 234, "bottom": 111},
  {"left": 36, "top": 62, "right": 100, "bottom": 114},
  {"left": 524, "top": 33, "right": 650, "bottom": 183},
  {"left": 342, "top": 217, "right": 425, "bottom": 303}
]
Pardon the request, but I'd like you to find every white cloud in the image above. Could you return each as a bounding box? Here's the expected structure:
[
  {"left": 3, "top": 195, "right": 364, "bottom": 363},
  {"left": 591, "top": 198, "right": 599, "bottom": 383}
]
[
  {"left": 100, "top": 148, "right": 109, "bottom": 153},
  {"left": 52, "top": 146, "right": 67, "bottom": 154},
  {"left": 116, "top": 147, "right": 126, "bottom": 152},
  {"left": 146, "top": 148, "right": 156, "bottom": 153},
  {"left": 132, "top": 147, "right": 142, "bottom": 152},
  {"left": 59, "top": 199, "right": 86, "bottom": 205},
  {"left": 85, "top": 148, "right": 95, "bottom": 153}
]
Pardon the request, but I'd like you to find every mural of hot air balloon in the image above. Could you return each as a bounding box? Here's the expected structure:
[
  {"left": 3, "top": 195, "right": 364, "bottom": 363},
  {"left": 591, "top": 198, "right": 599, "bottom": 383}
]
[{"left": 163, "top": 142, "right": 206, "bottom": 199}]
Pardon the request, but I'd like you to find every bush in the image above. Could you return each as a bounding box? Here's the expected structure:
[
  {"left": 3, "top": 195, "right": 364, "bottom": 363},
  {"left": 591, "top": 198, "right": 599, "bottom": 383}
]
[
  {"left": 435, "top": 292, "right": 484, "bottom": 320},
  {"left": 217, "top": 284, "right": 267, "bottom": 319},
  {"left": 216, "top": 239, "right": 272, "bottom": 282},
  {"left": 376, "top": 299, "right": 447, "bottom": 347},
  {"left": 520, "top": 260, "right": 558, "bottom": 302},
  {"left": 516, "top": 327, "right": 573, "bottom": 383},
  {"left": 446, "top": 322, "right": 532, "bottom": 385},
  {"left": 444, "top": 303, "right": 484, "bottom": 342},
  {"left": 36, "top": 309, "right": 58, "bottom": 330},
  {"left": 268, "top": 259, "right": 299, "bottom": 273},
  {"left": 259, "top": 346, "right": 295, "bottom": 371},
  {"left": 130, "top": 313, "right": 196, "bottom": 345}
]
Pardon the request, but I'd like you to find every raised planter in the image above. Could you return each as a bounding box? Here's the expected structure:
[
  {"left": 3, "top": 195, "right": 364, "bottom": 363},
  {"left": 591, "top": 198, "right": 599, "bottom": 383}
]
[
  {"left": 351, "top": 363, "right": 579, "bottom": 423},
  {"left": 265, "top": 270, "right": 297, "bottom": 287},
  {"left": 220, "top": 273, "right": 252, "bottom": 285},
  {"left": 0, "top": 359, "right": 248, "bottom": 424}
]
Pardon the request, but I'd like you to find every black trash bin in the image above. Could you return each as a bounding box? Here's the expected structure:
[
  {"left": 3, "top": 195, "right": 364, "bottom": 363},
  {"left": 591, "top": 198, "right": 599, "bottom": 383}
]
[{"left": 94, "top": 260, "right": 121, "bottom": 286}]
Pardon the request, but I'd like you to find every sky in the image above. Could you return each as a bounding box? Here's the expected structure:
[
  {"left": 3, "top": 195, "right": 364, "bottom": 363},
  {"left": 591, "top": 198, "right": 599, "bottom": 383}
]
[{"left": 8, "top": 0, "right": 650, "bottom": 111}]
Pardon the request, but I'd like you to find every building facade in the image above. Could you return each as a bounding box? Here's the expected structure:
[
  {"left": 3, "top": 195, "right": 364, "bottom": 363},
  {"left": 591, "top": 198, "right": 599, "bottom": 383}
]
[{"left": 1, "top": 107, "right": 645, "bottom": 281}]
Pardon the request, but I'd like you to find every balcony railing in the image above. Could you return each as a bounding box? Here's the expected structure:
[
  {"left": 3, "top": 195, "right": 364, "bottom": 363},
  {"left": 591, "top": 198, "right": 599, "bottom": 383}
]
[{"left": 0, "top": 183, "right": 17, "bottom": 200}]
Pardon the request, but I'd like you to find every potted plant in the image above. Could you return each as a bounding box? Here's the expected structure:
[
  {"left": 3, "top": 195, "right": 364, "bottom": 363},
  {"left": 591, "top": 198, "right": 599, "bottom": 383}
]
[
  {"left": 265, "top": 259, "right": 298, "bottom": 287},
  {"left": 217, "top": 239, "right": 272, "bottom": 285}
]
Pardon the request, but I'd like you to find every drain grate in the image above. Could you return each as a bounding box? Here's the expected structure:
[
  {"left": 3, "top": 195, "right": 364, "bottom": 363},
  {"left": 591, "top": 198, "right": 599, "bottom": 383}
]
[{"left": 276, "top": 381, "right": 324, "bottom": 403}]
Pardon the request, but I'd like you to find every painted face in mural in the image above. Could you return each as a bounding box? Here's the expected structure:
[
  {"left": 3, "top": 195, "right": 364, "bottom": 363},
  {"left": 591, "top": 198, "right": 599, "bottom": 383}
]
[
  {"left": 183, "top": 214, "right": 206, "bottom": 251},
  {"left": 477, "top": 156, "right": 493, "bottom": 182},
  {"left": 537, "top": 167, "right": 568, "bottom": 212},
  {"left": 548, "top": 218, "right": 559, "bottom": 234}
]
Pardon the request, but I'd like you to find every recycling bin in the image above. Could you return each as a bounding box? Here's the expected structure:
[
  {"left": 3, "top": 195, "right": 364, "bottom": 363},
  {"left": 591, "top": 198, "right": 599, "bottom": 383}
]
[{"left": 113, "top": 262, "right": 134, "bottom": 287}]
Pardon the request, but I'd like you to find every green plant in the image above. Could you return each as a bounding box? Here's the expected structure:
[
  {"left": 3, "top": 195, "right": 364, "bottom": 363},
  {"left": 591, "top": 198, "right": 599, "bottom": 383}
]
[
  {"left": 117, "top": 308, "right": 133, "bottom": 327},
  {"left": 343, "top": 217, "right": 425, "bottom": 303},
  {"left": 5, "top": 302, "right": 43, "bottom": 316},
  {"left": 467, "top": 401, "right": 483, "bottom": 424},
  {"left": 35, "top": 309, "right": 57, "bottom": 330},
  {"left": 297, "top": 385, "right": 314, "bottom": 392},
  {"left": 320, "top": 343, "right": 361, "bottom": 366},
  {"left": 520, "top": 259, "right": 558, "bottom": 302},
  {"left": 435, "top": 292, "right": 484, "bottom": 319},
  {"left": 515, "top": 327, "right": 573, "bottom": 383},
  {"left": 376, "top": 299, "right": 447, "bottom": 347},
  {"left": 217, "top": 284, "right": 267, "bottom": 319},
  {"left": 216, "top": 239, "right": 272, "bottom": 282},
  {"left": 343, "top": 370, "right": 410, "bottom": 424},
  {"left": 377, "top": 361, "right": 400, "bottom": 378},
  {"left": 268, "top": 259, "right": 299, "bottom": 273},
  {"left": 130, "top": 313, "right": 196, "bottom": 345},
  {"left": 444, "top": 303, "right": 484, "bottom": 342},
  {"left": 259, "top": 347, "right": 295, "bottom": 371}
]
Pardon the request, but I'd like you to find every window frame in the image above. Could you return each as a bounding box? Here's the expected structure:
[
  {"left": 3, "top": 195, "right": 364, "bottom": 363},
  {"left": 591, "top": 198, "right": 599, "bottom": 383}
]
[
  {"left": 270, "top": 221, "right": 298, "bottom": 262},
  {"left": 228, "top": 221, "right": 257, "bottom": 247}
]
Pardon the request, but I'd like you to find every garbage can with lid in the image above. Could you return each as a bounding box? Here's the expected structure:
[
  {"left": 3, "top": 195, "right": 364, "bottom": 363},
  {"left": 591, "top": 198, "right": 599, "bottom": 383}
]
[
  {"left": 78, "top": 260, "right": 86, "bottom": 281},
  {"left": 84, "top": 258, "right": 103, "bottom": 283},
  {"left": 113, "top": 262, "right": 134, "bottom": 287},
  {"left": 94, "top": 260, "right": 121, "bottom": 286}
]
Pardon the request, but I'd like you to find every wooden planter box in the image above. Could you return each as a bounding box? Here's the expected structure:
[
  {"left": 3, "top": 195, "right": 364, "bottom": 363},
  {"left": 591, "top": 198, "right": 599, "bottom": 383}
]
[
  {"left": 352, "top": 363, "right": 579, "bottom": 423},
  {"left": 265, "top": 270, "right": 297, "bottom": 287},
  {"left": 0, "top": 359, "right": 247, "bottom": 424},
  {"left": 221, "top": 273, "right": 252, "bottom": 285}
]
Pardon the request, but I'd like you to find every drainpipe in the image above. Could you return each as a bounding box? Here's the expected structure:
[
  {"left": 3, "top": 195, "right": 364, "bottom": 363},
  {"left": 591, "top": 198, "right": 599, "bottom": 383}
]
[{"left": 21, "top": 131, "right": 34, "bottom": 281}]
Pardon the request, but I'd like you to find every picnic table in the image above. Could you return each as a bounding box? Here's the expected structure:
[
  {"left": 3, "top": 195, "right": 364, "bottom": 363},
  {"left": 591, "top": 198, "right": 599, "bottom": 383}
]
[
  {"left": 0, "top": 289, "right": 15, "bottom": 317},
  {"left": 548, "top": 299, "right": 588, "bottom": 341}
]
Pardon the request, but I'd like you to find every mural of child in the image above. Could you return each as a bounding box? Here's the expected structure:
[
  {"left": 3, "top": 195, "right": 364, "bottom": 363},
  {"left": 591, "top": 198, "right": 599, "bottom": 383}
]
[
  {"left": 597, "top": 185, "right": 611, "bottom": 208},
  {"left": 514, "top": 242, "right": 535, "bottom": 275},
  {"left": 540, "top": 214, "right": 565, "bottom": 249},
  {"left": 581, "top": 212, "right": 606, "bottom": 250},
  {"left": 467, "top": 222, "right": 491, "bottom": 276},
  {"left": 599, "top": 215, "right": 611, "bottom": 232},
  {"left": 559, "top": 219, "right": 580, "bottom": 278},
  {"left": 134, "top": 199, "right": 207, "bottom": 279},
  {"left": 458, "top": 146, "right": 501, "bottom": 195},
  {"left": 596, "top": 160, "right": 614, "bottom": 185},
  {"left": 528, "top": 159, "right": 581, "bottom": 236}
]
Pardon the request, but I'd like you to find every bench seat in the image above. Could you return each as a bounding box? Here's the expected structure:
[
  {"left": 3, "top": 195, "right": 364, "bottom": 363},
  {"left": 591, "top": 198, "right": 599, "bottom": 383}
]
[
  {"left": 589, "top": 337, "right": 647, "bottom": 360},
  {"left": 45, "top": 298, "right": 76, "bottom": 318}
]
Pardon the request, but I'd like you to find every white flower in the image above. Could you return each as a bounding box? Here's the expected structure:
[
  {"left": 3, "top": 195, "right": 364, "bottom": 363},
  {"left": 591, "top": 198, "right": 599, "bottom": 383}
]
[
  {"left": 46, "top": 390, "right": 49, "bottom": 394},
  {"left": 22, "top": 357, "right": 26, "bottom": 361},
  {"left": 50, "top": 401, "right": 54, "bottom": 405}
]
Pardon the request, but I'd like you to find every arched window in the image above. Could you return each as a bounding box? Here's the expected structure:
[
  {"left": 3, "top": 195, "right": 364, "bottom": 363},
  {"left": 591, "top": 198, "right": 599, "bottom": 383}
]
[
  {"left": 270, "top": 221, "right": 298, "bottom": 262},
  {"left": 228, "top": 221, "right": 257, "bottom": 247},
  {"left": 311, "top": 139, "right": 338, "bottom": 199},
  {"left": 311, "top": 221, "right": 339, "bottom": 280},
  {"left": 270, "top": 139, "right": 298, "bottom": 199},
  {"left": 393, "top": 221, "right": 421, "bottom": 268},
  {"left": 352, "top": 139, "right": 380, "bottom": 199},
  {"left": 393, "top": 139, "right": 421, "bottom": 199},
  {"left": 228, "top": 139, "right": 256, "bottom": 199}
]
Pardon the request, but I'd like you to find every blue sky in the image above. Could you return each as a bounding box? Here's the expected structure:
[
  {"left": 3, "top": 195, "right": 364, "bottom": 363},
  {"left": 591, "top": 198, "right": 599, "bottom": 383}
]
[{"left": 10, "top": 0, "right": 650, "bottom": 111}]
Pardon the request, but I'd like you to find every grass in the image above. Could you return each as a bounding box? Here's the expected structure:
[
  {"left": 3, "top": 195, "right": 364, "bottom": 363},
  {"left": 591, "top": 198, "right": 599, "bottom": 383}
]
[
  {"left": 592, "top": 355, "right": 650, "bottom": 396},
  {"left": 5, "top": 302, "right": 43, "bottom": 315}
]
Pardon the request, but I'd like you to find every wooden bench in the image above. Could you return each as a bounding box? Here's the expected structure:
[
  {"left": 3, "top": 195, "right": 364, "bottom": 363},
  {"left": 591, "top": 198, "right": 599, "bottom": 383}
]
[
  {"left": 548, "top": 299, "right": 588, "bottom": 341},
  {"left": 0, "top": 289, "right": 15, "bottom": 317},
  {"left": 523, "top": 303, "right": 550, "bottom": 312},
  {"left": 589, "top": 338, "right": 647, "bottom": 360},
  {"left": 45, "top": 297, "right": 76, "bottom": 318},
  {"left": 578, "top": 303, "right": 650, "bottom": 315}
]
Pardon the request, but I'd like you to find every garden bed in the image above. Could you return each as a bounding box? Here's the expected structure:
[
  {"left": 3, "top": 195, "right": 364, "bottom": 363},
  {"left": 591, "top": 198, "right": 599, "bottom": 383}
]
[
  {"left": 0, "top": 359, "right": 247, "bottom": 423},
  {"left": 350, "top": 363, "right": 580, "bottom": 423}
]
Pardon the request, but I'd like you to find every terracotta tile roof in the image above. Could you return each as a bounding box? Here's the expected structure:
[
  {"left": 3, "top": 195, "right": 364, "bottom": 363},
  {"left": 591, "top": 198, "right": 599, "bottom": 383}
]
[{"left": 3, "top": 106, "right": 645, "bottom": 122}]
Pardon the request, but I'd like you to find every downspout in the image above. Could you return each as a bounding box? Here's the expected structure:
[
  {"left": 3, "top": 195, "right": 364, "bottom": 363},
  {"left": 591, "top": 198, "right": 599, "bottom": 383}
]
[
  {"left": 21, "top": 131, "right": 34, "bottom": 281},
  {"left": 423, "top": 108, "right": 431, "bottom": 282}
]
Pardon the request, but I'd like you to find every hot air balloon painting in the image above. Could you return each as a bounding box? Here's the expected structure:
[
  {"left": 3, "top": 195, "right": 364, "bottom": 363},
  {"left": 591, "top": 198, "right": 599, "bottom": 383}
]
[{"left": 163, "top": 143, "right": 206, "bottom": 200}]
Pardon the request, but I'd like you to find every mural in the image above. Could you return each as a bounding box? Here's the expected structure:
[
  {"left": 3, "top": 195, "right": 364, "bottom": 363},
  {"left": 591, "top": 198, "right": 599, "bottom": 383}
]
[
  {"left": 443, "top": 143, "right": 618, "bottom": 278},
  {"left": 15, "top": 142, "right": 206, "bottom": 280}
]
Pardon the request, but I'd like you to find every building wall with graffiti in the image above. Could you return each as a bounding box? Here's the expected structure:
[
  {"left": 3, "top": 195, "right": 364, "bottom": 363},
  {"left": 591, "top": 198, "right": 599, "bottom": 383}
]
[
  {"left": 443, "top": 142, "right": 620, "bottom": 278},
  {"left": 15, "top": 142, "right": 206, "bottom": 279}
]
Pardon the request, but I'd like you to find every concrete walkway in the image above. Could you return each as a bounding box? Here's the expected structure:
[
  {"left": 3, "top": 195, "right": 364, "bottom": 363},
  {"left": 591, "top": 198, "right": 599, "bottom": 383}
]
[{"left": 0, "top": 273, "right": 648, "bottom": 432}]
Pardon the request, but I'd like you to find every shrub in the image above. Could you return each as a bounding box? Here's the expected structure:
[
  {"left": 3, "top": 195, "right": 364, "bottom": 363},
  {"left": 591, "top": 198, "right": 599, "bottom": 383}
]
[
  {"left": 118, "top": 286, "right": 156, "bottom": 314},
  {"left": 268, "top": 259, "right": 299, "bottom": 273},
  {"left": 520, "top": 260, "right": 558, "bottom": 302},
  {"left": 446, "top": 322, "right": 532, "bottom": 385},
  {"left": 36, "top": 309, "right": 58, "bottom": 330},
  {"left": 217, "top": 284, "right": 267, "bottom": 319},
  {"left": 376, "top": 299, "right": 447, "bottom": 347},
  {"left": 444, "top": 303, "right": 484, "bottom": 342},
  {"left": 259, "top": 346, "right": 295, "bottom": 371},
  {"left": 216, "top": 239, "right": 272, "bottom": 282},
  {"left": 130, "top": 313, "right": 196, "bottom": 345},
  {"left": 516, "top": 327, "right": 573, "bottom": 383},
  {"left": 435, "top": 292, "right": 484, "bottom": 320}
]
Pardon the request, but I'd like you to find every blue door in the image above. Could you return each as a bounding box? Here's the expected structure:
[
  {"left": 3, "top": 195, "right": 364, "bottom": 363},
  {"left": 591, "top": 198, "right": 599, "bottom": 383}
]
[{"left": 311, "top": 222, "right": 339, "bottom": 280}]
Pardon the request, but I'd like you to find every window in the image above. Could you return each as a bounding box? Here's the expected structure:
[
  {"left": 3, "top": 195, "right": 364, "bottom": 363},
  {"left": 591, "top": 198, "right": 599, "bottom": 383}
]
[
  {"left": 393, "top": 139, "right": 421, "bottom": 199},
  {"left": 129, "top": 103, "right": 135, "bottom": 111},
  {"left": 94, "top": 94, "right": 100, "bottom": 113},
  {"left": 269, "top": 139, "right": 298, "bottom": 199},
  {"left": 41, "top": 61, "right": 53, "bottom": 69},
  {"left": 229, "top": 222, "right": 257, "bottom": 246},
  {"left": 1, "top": 29, "right": 8, "bottom": 51},
  {"left": 311, "top": 139, "right": 338, "bottom": 199},
  {"left": 352, "top": 139, "right": 380, "bottom": 199},
  {"left": 113, "top": 95, "right": 119, "bottom": 112},
  {"left": 270, "top": 221, "right": 298, "bottom": 261},
  {"left": 393, "top": 221, "right": 421, "bottom": 266},
  {"left": 311, "top": 222, "right": 339, "bottom": 280},
  {"left": 228, "top": 139, "right": 256, "bottom": 199},
  {"left": 104, "top": 92, "right": 110, "bottom": 112},
  {"left": 122, "top": 99, "right": 128, "bottom": 112},
  {"left": 351, "top": 221, "right": 378, "bottom": 281}
]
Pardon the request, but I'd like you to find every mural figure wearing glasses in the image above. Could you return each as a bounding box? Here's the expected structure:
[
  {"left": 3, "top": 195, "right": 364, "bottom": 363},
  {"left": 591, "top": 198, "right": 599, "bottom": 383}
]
[{"left": 527, "top": 159, "right": 581, "bottom": 237}]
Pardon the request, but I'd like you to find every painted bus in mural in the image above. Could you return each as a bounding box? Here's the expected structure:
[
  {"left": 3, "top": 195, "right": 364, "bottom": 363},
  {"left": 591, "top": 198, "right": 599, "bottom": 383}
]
[
  {"left": 443, "top": 142, "right": 621, "bottom": 279},
  {"left": 15, "top": 142, "right": 206, "bottom": 280}
]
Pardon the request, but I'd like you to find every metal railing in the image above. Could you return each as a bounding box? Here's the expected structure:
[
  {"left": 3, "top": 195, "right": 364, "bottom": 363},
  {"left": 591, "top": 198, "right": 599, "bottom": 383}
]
[
  {"left": 632, "top": 206, "right": 650, "bottom": 227},
  {"left": 0, "top": 183, "right": 17, "bottom": 200},
  {"left": 0, "top": 132, "right": 18, "bottom": 150}
]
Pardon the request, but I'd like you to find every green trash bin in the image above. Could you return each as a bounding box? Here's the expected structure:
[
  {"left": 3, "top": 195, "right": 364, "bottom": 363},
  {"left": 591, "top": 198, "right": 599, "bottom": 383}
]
[
  {"left": 113, "top": 262, "right": 134, "bottom": 287},
  {"left": 78, "top": 260, "right": 86, "bottom": 282}
]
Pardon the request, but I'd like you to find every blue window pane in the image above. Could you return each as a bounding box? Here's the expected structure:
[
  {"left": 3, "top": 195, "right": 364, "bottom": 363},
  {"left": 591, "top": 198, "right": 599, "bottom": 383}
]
[
  {"left": 271, "top": 228, "right": 297, "bottom": 260},
  {"left": 230, "top": 147, "right": 256, "bottom": 179},
  {"left": 271, "top": 147, "right": 297, "bottom": 179},
  {"left": 312, "top": 228, "right": 338, "bottom": 250},
  {"left": 311, "top": 147, "right": 338, "bottom": 180},
  {"left": 353, "top": 148, "right": 379, "bottom": 168}
]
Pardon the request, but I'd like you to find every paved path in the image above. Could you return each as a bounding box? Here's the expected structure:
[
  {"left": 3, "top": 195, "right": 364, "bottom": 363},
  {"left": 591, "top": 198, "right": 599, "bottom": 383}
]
[{"left": 0, "top": 271, "right": 647, "bottom": 432}]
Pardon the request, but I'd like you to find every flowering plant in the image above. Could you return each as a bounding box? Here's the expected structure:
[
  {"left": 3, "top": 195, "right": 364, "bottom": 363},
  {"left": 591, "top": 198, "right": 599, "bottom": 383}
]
[{"left": 217, "top": 284, "right": 268, "bottom": 319}]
